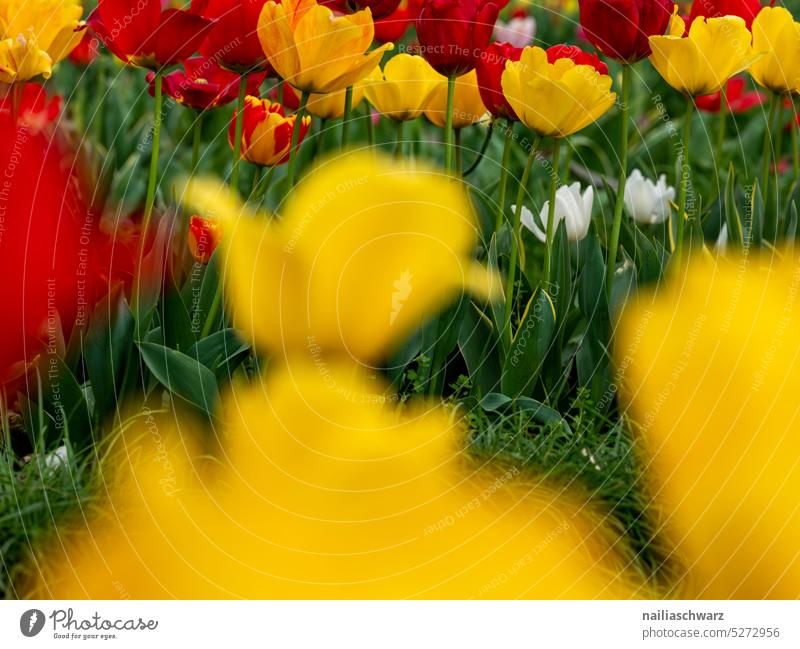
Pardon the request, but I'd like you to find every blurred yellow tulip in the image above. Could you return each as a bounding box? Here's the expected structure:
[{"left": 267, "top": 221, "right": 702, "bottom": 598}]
[
  {"left": 30, "top": 362, "right": 642, "bottom": 598},
  {"left": 501, "top": 46, "right": 616, "bottom": 138},
  {"left": 749, "top": 6, "right": 800, "bottom": 95},
  {"left": 182, "top": 152, "right": 500, "bottom": 362},
  {"left": 0, "top": 0, "right": 84, "bottom": 84},
  {"left": 649, "top": 16, "right": 756, "bottom": 96},
  {"left": 364, "top": 53, "right": 441, "bottom": 121},
  {"left": 257, "top": 0, "right": 392, "bottom": 95},
  {"left": 424, "top": 69, "right": 487, "bottom": 129},
  {"left": 618, "top": 252, "right": 800, "bottom": 598}
]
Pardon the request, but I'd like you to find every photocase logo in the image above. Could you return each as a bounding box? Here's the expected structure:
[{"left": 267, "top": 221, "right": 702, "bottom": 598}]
[
  {"left": 20, "top": 609, "right": 45, "bottom": 637},
  {"left": 390, "top": 269, "right": 413, "bottom": 325}
]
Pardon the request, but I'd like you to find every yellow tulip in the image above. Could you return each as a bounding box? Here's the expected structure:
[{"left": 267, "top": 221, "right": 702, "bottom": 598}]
[
  {"left": 181, "top": 152, "right": 500, "bottom": 362},
  {"left": 257, "top": 0, "right": 393, "bottom": 95},
  {"left": 30, "top": 362, "right": 643, "bottom": 598},
  {"left": 749, "top": 6, "right": 800, "bottom": 95},
  {"left": 501, "top": 46, "right": 616, "bottom": 138},
  {"left": 424, "top": 69, "right": 487, "bottom": 129},
  {"left": 0, "top": 0, "right": 84, "bottom": 84},
  {"left": 291, "top": 65, "right": 380, "bottom": 120},
  {"left": 364, "top": 53, "right": 441, "bottom": 121},
  {"left": 618, "top": 252, "right": 800, "bottom": 598},
  {"left": 649, "top": 16, "right": 756, "bottom": 96}
]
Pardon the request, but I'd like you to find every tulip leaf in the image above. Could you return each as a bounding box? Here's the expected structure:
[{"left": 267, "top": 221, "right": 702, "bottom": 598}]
[
  {"left": 189, "top": 328, "right": 250, "bottom": 375},
  {"left": 724, "top": 164, "right": 744, "bottom": 247},
  {"left": 39, "top": 356, "right": 93, "bottom": 453},
  {"left": 479, "top": 392, "right": 512, "bottom": 412},
  {"left": 500, "top": 288, "right": 556, "bottom": 398},
  {"left": 137, "top": 342, "right": 220, "bottom": 417},
  {"left": 748, "top": 180, "right": 764, "bottom": 245},
  {"left": 786, "top": 201, "right": 798, "bottom": 248},
  {"left": 458, "top": 302, "right": 502, "bottom": 396}
]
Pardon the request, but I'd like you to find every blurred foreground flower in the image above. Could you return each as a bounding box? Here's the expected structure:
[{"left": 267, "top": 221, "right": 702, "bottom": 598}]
[
  {"left": 0, "top": 0, "right": 84, "bottom": 83},
  {"left": 514, "top": 182, "right": 593, "bottom": 243},
  {"left": 188, "top": 215, "right": 222, "bottom": 264},
  {"left": 229, "top": 97, "right": 312, "bottom": 166},
  {"left": 623, "top": 169, "right": 674, "bottom": 225},
  {"left": 619, "top": 252, "right": 800, "bottom": 597}
]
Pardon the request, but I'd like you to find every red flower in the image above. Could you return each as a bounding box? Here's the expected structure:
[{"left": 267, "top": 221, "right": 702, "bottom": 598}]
[
  {"left": 89, "top": 0, "right": 212, "bottom": 70},
  {"left": 1, "top": 83, "right": 62, "bottom": 133},
  {"left": 146, "top": 57, "right": 266, "bottom": 111},
  {"left": 475, "top": 41, "right": 523, "bottom": 119},
  {"left": 323, "top": 0, "right": 402, "bottom": 18},
  {"left": 416, "top": 0, "right": 501, "bottom": 77},
  {"left": 267, "top": 81, "right": 301, "bottom": 111},
  {"left": 374, "top": 0, "right": 422, "bottom": 41},
  {"left": 188, "top": 216, "right": 223, "bottom": 264},
  {"left": 578, "top": 0, "right": 673, "bottom": 63},
  {"left": 688, "top": 0, "right": 761, "bottom": 29},
  {"left": 546, "top": 44, "right": 608, "bottom": 75},
  {"left": 69, "top": 28, "right": 100, "bottom": 66},
  {"left": 695, "top": 76, "right": 767, "bottom": 113},
  {"left": 193, "top": 0, "right": 272, "bottom": 73}
]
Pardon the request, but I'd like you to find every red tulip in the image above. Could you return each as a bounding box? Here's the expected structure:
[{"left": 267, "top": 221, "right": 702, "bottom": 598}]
[
  {"left": 146, "top": 57, "right": 266, "bottom": 111},
  {"left": 188, "top": 216, "right": 223, "bottom": 264},
  {"left": 578, "top": 0, "right": 673, "bottom": 63},
  {"left": 323, "top": 0, "right": 403, "bottom": 19},
  {"left": 374, "top": 0, "right": 422, "bottom": 42},
  {"left": 88, "top": 0, "right": 212, "bottom": 70},
  {"left": 475, "top": 41, "right": 522, "bottom": 119},
  {"left": 193, "top": 0, "right": 272, "bottom": 73},
  {"left": 416, "top": 0, "right": 501, "bottom": 77},
  {"left": 689, "top": 0, "right": 761, "bottom": 29},
  {"left": 229, "top": 97, "right": 311, "bottom": 167},
  {"left": 68, "top": 28, "right": 100, "bottom": 66},
  {"left": 695, "top": 76, "right": 767, "bottom": 113},
  {"left": 546, "top": 44, "right": 608, "bottom": 75}
]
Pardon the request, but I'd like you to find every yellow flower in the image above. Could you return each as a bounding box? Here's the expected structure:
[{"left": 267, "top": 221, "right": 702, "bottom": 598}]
[
  {"left": 291, "top": 65, "right": 380, "bottom": 120},
  {"left": 424, "top": 69, "right": 487, "bottom": 129},
  {"left": 0, "top": 0, "right": 84, "bottom": 84},
  {"left": 749, "top": 6, "right": 800, "bottom": 95},
  {"left": 649, "top": 16, "right": 756, "bottom": 96},
  {"left": 182, "top": 152, "right": 500, "bottom": 362},
  {"left": 364, "top": 53, "right": 441, "bottom": 121},
  {"left": 231, "top": 96, "right": 312, "bottom": 167},
  {"left": 618, "top": 252, "right": 800, "bottom": 598},
  {"left": 30, "top": 362, "right": 642, "bottom": 598},
  {"left": 501, "top": 46, "right": 616, "bottom": 138},
  {"left": 257, "top": 0, "right": 393, "bottom": 95}
]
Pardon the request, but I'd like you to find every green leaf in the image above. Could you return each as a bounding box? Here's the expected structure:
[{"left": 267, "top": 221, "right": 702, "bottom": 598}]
[
  {"left": 458, "top": 303, "right": 502, "bottom": 396},
  {"left": 137, "top": 342, "right": 220, "bottom": 417},
  {"left": 189, "top": 329, "right": 250, "bottom": 373},
  {"left": 724, "top": 164, "right": 744, "bottom": 247},
  {"left": 40, "top": 356, "right": 93, "bottom": 452},
  {"left": 479, "top": 392, "right": 512, "bottom": 412},
  {"left": 516, "top": 396, "right": 569, "bottom": 431}
]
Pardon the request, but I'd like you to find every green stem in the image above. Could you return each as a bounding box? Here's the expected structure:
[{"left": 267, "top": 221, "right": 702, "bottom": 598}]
[
  {"left": 454, "top": 128, "right": 462, "bottom": 176},
  {"left": 255, "top": 166, "right": 275, "bottom": 206},
  {"left": 494, "top": 120, "right": 513, "bottom": 232},
  {"left": 93, "top": 59, "right": 106, "bottom": 145},
  {"left": 341, "top": 85, "right": 353, "bottom": 148},
  {"left": 605, "top": 64, "right": 631, "bottom": 298},
  {"left": 761, "top": 94, "right": 778, "bottom": 208},
  {"left": 315, "top": 117, "right": 327, "bottom": 158},
  {"left": 143, "top": 69, "right": 163, "bottom": 227},
  {"left": 230, "top": 74, "right": 248, "bottom": 193},
  {"left": 251, "top": 165, "right": 263, "bottom": 199},
  {"left": 444, "top": 74, "right": 456, "bottom": 174},
  {"left": 674, "top": 95, "right": 695, "bottom": 264},
  {"left": 715, "top": 83, "right": 727, "bottom": 170},
  {"left": 191, "top": 110, "right": 204, "bottom": 177},
  {"left": 286, "top": 91, "right": 309, "bottom": 188},
  {"left": 365, "top": 107, "right": 374, "bottom": 146},
  {"left": 544, "top": 138, "right": 562, "bottom": 286},
  {"left": 464, "top": 120, "right": 494, "bottom": 177},
  {"left": 792, "top": 108, "right": 799, "bottom": 184},
  {"left": 201, "top": 280, "right": 222, "bottom": 339},
  {"left": 394, "top": 119, "right": 404, "bottom": 159},
  {"left": 502, "top": 136, "right": 541, "bottom": 347}
]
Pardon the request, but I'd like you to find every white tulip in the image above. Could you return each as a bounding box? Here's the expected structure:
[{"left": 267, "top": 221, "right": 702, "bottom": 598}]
[
  {"left": 513, "top": 182, "right": 593, "bottom": 243},
  {"left": 493, "top": 15, "right": 536, "bottom": 48},
  {"left": 624, "top": 169, "right": 675, "bottom": 224}
]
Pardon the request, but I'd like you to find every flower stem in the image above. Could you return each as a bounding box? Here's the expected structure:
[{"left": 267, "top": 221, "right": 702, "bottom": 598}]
[
  {"left": 255, "top": 166, "right": 275, "bottom": 206},
  {"left": 502, "top": 135, "right": 541, "bottom": 348},
  {"left": 674, "top": 95, "right": 695, "bottom": 264},
  {"left": 444, "top": 74, "right": 456, "bottom": 174},
  {"left": 341, "top": 85, "right": 353, "bottom": 148},
  {"left": 286, "top": 91, "right": 309, "bottom": 188},
  {"left": 454, "top": 128, "right": 462, "bottom": 176},
  {"left": 191, "top": 110, "right": 204, "bottom": 177},
  {"left": 761, "top": 93, "right": 778, "bottom": 210},
  {"left": 464, "top": 120, "right": 494, "bottom": 177},
  {"left": 715, "top": 83, "right": 727, "bottom": 170},
  {"left": 605, "top": 64, "right": 631, "bottom": 298},
  {"left": 394, "top": 119, "right": 404, "bottom": 159},
  {"left": 792, "top": 111, "right": 799, "bottom": 184},
  {"left": 230, "top": 74, "right": 248, "bottom": 193},
  {"left": 544, "top": 138, "right": 561, "bottom": 287},
  {"left": 494, "top": 120, "right": 513, "bottom": 232},
  {"left": 143, "top": 69, "right": 163, "bottom": 228},
  {"left": 365, "top": 107, "right": 374, "bottom": 147}
]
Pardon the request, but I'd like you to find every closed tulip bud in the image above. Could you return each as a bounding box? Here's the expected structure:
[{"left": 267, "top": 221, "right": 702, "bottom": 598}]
[
  {"left": 364, "top": 54, "right": 440, "bottom": 121},
  {"left": 188, "top": 215, "right": 222, "bottom": 265},
  {"left": 193, "top": 0, "right": 272, "bottom": 73},
  {"left": 578, "top": 0, "right": 673, "bottom": 63},
  {"left": 749, "top": 7, "right": 800, "bottom": 96},
  {"left": 475, "top": 42, "right": 523, "bottom": 120},
  {"left": 514, "top": 182, "right": 593, "bottom": 243},
  {"left": 416, "top": 0, "right": 500, "bottom": 77},
  {"left": 229, "top": 97, "right": 312, "bottom": 167},
  {"left": 623, "top": 169, "right": 675, "bottom": 225},
  {"left": 424, "top": 70, "right": 488, "bottom": 129},
  {"left": 688, "top": 0, "right": 762, "bottom": 29}
]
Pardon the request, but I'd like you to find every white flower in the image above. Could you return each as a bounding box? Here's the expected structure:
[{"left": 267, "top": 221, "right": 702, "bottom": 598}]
[
  {"left": 623, "top": 169, "right": 675, "bottom": 224},
  {"left": 494, "top": 15, "right": 536, "bottom": 48},
  {"left": 513, "top": 182, "right": 593, "bottom": 243}
]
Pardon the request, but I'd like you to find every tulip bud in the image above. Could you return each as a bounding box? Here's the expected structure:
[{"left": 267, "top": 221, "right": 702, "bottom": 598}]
[
  {"left": 229, "top": 97, "right": 312, "bottom": 167},
  {"left": 475, "top": 42, "right": 523, "bottom": 120},
  {"left": 188, "top": 215, "right": 222, "bottom": 265},
  {"left": 578, "top": 0, "right": 673, "bottom": 63},
  {"left": 623, "top": 169, "right": 675, "bottom": 225},
  {"left": 416, "top": 0, "right": 500, "bottom": 77},
  {"left": 514, "top": 182, "right": 593, "bottom": 243}
]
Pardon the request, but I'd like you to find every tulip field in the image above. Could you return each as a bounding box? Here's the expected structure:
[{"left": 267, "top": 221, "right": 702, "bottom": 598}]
[{"left": 1, "top": 0, "right": 800, "bottom": 603}]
